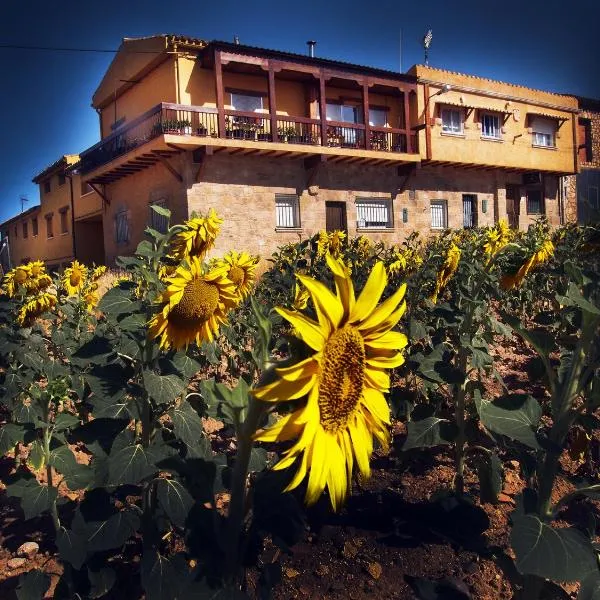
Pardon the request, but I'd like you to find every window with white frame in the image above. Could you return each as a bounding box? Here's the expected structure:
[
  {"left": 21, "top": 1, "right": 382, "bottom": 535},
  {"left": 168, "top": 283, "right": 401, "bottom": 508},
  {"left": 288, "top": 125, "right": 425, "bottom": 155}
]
[
  {"left": 368, "top": 108, "right": 388, "bottom": 127},
  {"left": 149, "top": 200, "right": 169, "bottom": 234},
  {"left": 356, "top": 198, "right": 393, "bottom": 229},
  {"left": 430, "top": 200, "right": 448, "bottom": 229},
  {"left": 230, "top": 92, "right": 264, "bottom": 112},
  {"left": 481, "top": 113, "right": 501, "bottom": 139},
  {"left": 326, "top": 103, "right": 363, "bottom": 123},
  {"left": 115, "top": 210, "right": 130, "bottom": 243},
  {"left": 441, "top": 108, "right": 463, "bottom": 134},
  {"left": 275, "top": 194, "right": 300, "bottom": 228},
  {"left": 531, "top": 117, "right": 556, "bottom": 148}
]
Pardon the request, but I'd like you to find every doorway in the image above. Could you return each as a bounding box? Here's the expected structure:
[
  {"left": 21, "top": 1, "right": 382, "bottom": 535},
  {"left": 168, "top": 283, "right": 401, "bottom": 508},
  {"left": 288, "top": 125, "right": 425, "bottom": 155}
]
[
  {"left": 325, "top": 202, "right": 347, "bottom": 232},
  {"left": 462, "top": 194, "right": 477, "bottom": 228}
]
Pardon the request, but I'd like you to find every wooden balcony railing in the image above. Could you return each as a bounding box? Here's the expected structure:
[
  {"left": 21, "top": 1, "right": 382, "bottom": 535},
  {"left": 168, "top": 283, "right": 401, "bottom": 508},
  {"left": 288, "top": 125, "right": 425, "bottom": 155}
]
[{"left": 79, "top": 103, "right": 419, "bottom": 175}]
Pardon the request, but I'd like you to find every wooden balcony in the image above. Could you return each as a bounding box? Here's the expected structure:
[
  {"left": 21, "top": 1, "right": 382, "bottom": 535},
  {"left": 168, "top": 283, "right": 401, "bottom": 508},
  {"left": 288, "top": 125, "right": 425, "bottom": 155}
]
[{"left": 79, "top": 102, "right": 419, "bottom": 182}]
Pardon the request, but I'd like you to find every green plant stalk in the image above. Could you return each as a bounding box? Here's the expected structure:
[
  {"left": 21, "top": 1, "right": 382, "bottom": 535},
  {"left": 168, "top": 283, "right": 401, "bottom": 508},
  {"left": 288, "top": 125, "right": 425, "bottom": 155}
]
[
  {"left": 225, "top": 395, "right": 265, "bottom": 586},
  {"left": 42, "top": 426, "right": 60, "bottom": 534}
]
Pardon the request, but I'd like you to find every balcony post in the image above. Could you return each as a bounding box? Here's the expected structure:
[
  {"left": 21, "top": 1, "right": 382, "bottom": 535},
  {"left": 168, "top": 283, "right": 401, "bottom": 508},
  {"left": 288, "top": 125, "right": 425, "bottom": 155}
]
[
  {"left": 268, "top": 66, "right": 278, "bottom": 143},
  {"left": 362, "top": 83, "right": 370, "bottom": 150},
  {"left": 404, "top": 89, "right": 412, "bottom": 153},
  {"left": 214, "top": 50, "right": 226, "bottom": 138},
  {"left": 319, "top": 72, "right": 327, "bottom": 147}
]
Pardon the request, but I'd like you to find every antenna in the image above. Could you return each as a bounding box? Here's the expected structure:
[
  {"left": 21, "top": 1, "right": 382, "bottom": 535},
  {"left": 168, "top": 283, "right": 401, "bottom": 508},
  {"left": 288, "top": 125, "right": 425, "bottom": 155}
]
[
  {"left": 422, "top": 29, "right": 433, "bottom": 65},
  {"left": 19, "top": 195, "right": 28, "bottom": 213}
]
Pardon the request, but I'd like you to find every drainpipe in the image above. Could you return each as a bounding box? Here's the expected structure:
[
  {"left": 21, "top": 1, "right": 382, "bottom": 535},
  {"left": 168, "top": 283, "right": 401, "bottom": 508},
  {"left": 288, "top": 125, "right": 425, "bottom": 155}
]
[{"left": 65, "top": 171, "right": 77, "bottom": 260}]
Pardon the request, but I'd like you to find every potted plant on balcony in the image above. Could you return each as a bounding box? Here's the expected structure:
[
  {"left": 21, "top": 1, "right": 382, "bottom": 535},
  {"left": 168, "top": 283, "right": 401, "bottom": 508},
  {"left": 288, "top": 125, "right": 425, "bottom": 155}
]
[
  {"left": 178, "top": 119, "right": 192, "bottom": 135},
  {"left": 161, "top": 119, "right": 180, "bottom": 134},
  {"left": 327, "top": 127, "right": 343, "bottom": 147}
]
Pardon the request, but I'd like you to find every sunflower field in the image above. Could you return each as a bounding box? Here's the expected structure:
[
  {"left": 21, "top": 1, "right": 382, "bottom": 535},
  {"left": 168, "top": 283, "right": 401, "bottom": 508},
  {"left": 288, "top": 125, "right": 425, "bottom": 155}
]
[{"left": 0, "top": 205, "right": 599, "bottom": 600}]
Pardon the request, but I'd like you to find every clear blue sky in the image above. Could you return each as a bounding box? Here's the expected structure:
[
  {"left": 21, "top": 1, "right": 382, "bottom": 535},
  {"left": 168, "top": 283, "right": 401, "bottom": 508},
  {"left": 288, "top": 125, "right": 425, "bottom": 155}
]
[{"left": 1, "top": 0, "right": 599, "bottom": 223}]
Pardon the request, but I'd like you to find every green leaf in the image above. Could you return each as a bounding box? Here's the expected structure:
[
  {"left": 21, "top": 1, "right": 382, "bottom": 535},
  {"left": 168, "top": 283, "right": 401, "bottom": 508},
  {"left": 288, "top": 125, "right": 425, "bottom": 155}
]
[
  {"left": 88, "top": 567, "right": 117, "bottom": 599},
  {"left": 156, "top": 478, "right": 194, "bottom": 528},
  {"left": 16, "top": 569, "right": 50, "bottom": 600},
  {"left": 136, "top": 239, "right": 156, "bottom": 258},
  {"left": 0, "top": 423, "right": 26, "bottom": 455},
  {"left": 557, "top": 282, "right": 600, "bottom": 316},
  {"left": 501, "top": 313, "right": 555, "bottom": 364},
  {"left": 476, "top": 451, "right": 503, "bottom": 504},
  {"left": 470, "top": 346, "right": 493, "bottom": 369},
  {"left": 97, "top": 286, "right": 137, "bottom": 317},
  {"left": 475, "top": 393, "right": 542, "bottom": 450},
  {"left": 7, "top": 475, "right": 58, "bottom": 520},
  {"left": 151, "top": 204, "right": 171, "bottom": 218},
  {"left": 409, "top": 318, "right": 428, "bottom": 341},
  {"left": 143, "top": 370, "right": 186, "bottom": 406},
  {"left": 50, "top": 446, "right": 94, "bottom": 490},
  {"left": 250, "top": 296, "right": 272, "bottom": 369},
  {"left": 54, "top": 413, "right": 80, "bottom": 433},
  {"left": 248, "top": 447, "right": 268, "bottom": 472},
  {"left": 403, "top": 417, "right": 455, "bottom": 450},
  {"left": 108, "top": 443, "right": 159, "bottom": 486},
  {"left": 171, "top": 400, "right": 210, "bottom": 458},
  {"left": 141, "top": 550, "right": 177, "bottom": 600},
  {"left": 13, "top": 400, "right": 43, "bottom": 425},
  {"left": 118, "top": 313, "right": 147, "bottom": 332},
  {"left": 27, "top": 440, "right": 46, "bottom": 471},
  {"left": 578, "top": 573, "right": 600, "bottom": 600},
  {"left": 172, "top": 353, "right": 201, "bottom": 379},
  {"left": 56, "top": 526, "right": 87, "bottom": 570},
  {"left": 72, "top": 335, "right": 114, "bottom": 365},
  {"left": 200, "top": 341, "right": 220, "bottom": 365},
  {"left": 511, "top": 513, "right": 598, "bottom": 581},
  {"left": 78, "top": 510, "right": 140, "bottom": 553}
]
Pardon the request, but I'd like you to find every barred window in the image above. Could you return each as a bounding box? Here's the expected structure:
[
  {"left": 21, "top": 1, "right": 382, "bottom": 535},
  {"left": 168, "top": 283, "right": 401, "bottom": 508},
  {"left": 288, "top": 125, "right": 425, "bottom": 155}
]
[
  {"left": 32, "top": 218, "right": 38, "bottom": 237},
  {"left": 149, "top": 200, "right": 169, "bottom": 234},
  {"left": 356, "top": 198, "right": 393, "bottom": 229},
  {"left": 430, "top": 200, "right": 448, "bottom": 229},
  {"left": 275, "top": 194, "right": 300, "bottom": 228},
  {"left": 116, "top": 210, "right": 130, "bottom": 243},
  {"left": 526, "top": 190, "right": 543, "bottom": 215}
]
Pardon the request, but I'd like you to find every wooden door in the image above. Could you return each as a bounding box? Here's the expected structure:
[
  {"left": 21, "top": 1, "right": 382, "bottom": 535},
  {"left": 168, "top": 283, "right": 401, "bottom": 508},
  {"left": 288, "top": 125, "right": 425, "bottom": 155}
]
[
  {"left": 325, "top": 202, "right": 347, "bottom": 232},
  {"left": 506, "top": 185, "right": 520, "bottom": 229}
]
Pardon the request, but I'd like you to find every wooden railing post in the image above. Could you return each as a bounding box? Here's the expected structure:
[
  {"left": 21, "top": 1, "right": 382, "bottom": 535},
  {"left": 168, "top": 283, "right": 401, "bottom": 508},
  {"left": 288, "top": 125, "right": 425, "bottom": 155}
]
[
  {"left": 319, "top": 72, "right": 327, "bottom": 147},
  {"left": 404, "top": 89, "right": 412, "bottom": 153},
  {"left": 268, "top": 66, "right": 278, "bottom": 142},
  {"left": 362, "top": 83, "right": 370, "bottom": 150},
  {"left": 215, "top": 50, "right": 226, "bottom": 138}
]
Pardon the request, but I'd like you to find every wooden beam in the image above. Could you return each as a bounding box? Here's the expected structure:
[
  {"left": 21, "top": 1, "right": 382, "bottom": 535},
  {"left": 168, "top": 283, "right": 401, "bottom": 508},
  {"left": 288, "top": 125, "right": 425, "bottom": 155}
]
[
  {"left": 362, "top": 83, "right": 370, "bottom": 151},
  {"left": 88, "top": 183, "right": 109, "bottom": 206},
  {"left": 215, "top": 50, "right": 226, "bottom": 139},
  {"left": 319, "top": 74, "right": 327, "bottom": 151},
  {"left": 424, "top": 83, "right": 432, "bottom": 161},
  {"left": 152, "top": 151, "right": 183, "bottom": 182},
  {"left": 268, "top": 67, "right": 278, "bottom": 143}
]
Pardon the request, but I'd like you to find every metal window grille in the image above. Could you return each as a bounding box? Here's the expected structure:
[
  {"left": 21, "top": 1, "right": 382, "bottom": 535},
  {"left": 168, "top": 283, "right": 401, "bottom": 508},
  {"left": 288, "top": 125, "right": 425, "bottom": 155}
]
[
  {"left": 356, "top": 199, "right": 392, "bottom": 229},
  {"left": 430, "top": 200, "right": 447, "bottom": 228},
  {"left": 442, "top": 109, "right": 462, "bottom": 134},
  {"left": 526, "top": 191, "right": 542, "bottom": 214},
  {"left": 116, "top": 211, "right": 130, "bottom": 243},
  {"left": 149, "top": 201, "right": 169, "bottom": 233},
  {"left": 275, "top": 194, "right": 300, "bottom": 228},
  {"left": 481, "top": 114, "right": 500, "bottom": 138},
  {"left": 462, "top": 195, "right": 477, "bottom": 228}
]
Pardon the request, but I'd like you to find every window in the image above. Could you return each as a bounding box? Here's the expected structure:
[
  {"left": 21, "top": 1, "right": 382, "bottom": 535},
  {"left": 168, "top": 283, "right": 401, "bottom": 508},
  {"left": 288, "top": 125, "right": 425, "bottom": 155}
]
[
  {"left": 22, "top": 222, "right": 28, "bottom": 238},
  {"left": 58, "top": 174, "right": 66, "bottom": 186},
  {"left": 356, "top": 198, "right": 393, "bottom": 229},
  {"left": 531, "top": 117, "right": 556, "bottom": 148},
  {"left": 579, "top": 119, "right": 593, "bottom": 163},
  {"left": 32, "top": 217, "right": 38, "bottom": 237},
  {"left": 115, "top": 210, "right": 129, "bottom": 243},
  {"left": 44, "top": 180, "right": 51, "bottom": 194},
  {"left": 430, "top": 200, "right": 448, "bottom": 229},
  {"left": 441, "top": 108, "right": 463, "bottom": 134},
  {"left": 275, "top": 194, "right": 300, "bottom": 228},
  {"left": 526, "top": 190, "right": 543, "bottom": 214},
  {"left": 481, "top": 113, "right": 501, "bottom": 139},
  {"left": 326, "top": 103, "right": 362, "bottom": 124},
  {"left": 60, "top": 208, "right": 68, "bottom": 234},
  {"left": 463, "top": 195, "right": 477, "bottom": 228},
  {"left": 368, "top": 108, "right": 388, "bottom": 127},
  {"left": 46, "top": 214, "right": 54, "bottom": 239},
  {"left": 230, "top": 92, "right": 263, "bottom": 112},
  {"left": 149, "top": 200, "right": 169, "bottom": 234}
]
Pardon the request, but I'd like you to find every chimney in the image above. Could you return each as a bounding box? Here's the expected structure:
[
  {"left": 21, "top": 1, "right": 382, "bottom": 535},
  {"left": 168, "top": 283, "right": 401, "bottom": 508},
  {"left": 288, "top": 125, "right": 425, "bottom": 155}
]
[
  {"left": 233, "top": 35, "right": 240, "bottom": 45},
  {"left": 307, "top": 40, "right": 316, "bottom": 57}
]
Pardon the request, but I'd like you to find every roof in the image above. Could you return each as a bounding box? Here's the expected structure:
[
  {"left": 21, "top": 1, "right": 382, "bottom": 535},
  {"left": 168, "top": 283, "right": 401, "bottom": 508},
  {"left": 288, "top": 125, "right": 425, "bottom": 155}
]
[
  {"left": 0, "top": 204, "right": 41, "bottom": 229},
  {"left": 32, "top": 154, "right": 79, "bottom": 183},
  {"left": 437, "top": 100, "right": 511, "bottom": 114},
  {"left": 207, "top": 40, "right": 417, "bottom": 83}
]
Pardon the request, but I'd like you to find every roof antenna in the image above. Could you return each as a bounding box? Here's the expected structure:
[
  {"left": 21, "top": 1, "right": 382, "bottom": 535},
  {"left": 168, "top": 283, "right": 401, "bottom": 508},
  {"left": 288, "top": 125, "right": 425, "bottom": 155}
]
[
  {"left": 20, "top": 195, "right": 29, "bottom": 213},
  {"left": 422, "top": 29, "right": 433, "bottom": 65},
  {"left": 307, "top": 40, "right": 316, "bottom": 58},
  {"left": 233, "top": 35, "right": 240, "bottom": 45}
]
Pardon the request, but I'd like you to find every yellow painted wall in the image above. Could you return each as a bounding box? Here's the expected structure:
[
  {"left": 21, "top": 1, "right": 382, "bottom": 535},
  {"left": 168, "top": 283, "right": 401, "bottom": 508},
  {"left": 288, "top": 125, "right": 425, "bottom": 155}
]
[
  {"left": 409, "top": 65, "right": 578, "bottom": 173},
  {"left": 100, "top": 60, "right": 177, "bottom": 138}
]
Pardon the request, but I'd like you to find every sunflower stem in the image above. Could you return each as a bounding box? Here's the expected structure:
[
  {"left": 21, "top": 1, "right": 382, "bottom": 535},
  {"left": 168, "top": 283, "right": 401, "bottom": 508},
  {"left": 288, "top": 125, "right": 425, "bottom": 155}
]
[{"left": 225, "top": 395, "right": 265, "bottom": 587}]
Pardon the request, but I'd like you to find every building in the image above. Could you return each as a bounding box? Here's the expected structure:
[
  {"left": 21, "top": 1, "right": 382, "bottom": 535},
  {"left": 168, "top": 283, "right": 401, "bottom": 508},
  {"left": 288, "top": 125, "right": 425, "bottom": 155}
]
[
  {"left": 0, "top": 155, "right": 104, "bottom": 271},
  {"left": 1, "top": 34, "right": 583, "bottom": 269},
  {"left": 563, "top": 96, "right": 600, "bottom": 224}
]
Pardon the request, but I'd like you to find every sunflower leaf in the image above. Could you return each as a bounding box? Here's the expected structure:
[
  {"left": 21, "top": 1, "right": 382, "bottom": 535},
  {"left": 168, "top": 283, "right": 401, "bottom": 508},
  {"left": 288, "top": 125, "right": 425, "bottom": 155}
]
[
  {"left": 403, "top": 417, "right": 455, "bottom": 450},
  {"left": 6, "top": 474, "right": 58, "bottom": 520},
  {"left": 16, "top": 569, "right": 50, "bottom": 600},
  {"left": 156, "top": 478, "right": 194, "bottom": 528},
  {"left": 143, "top": 370, "right": 186, "bottom": 406},
  {"left": 0, "top": 423, "right": 27, "bottom": 455},
  {"left": 56, "top": 526, "right": 87, "bottom": 570}
]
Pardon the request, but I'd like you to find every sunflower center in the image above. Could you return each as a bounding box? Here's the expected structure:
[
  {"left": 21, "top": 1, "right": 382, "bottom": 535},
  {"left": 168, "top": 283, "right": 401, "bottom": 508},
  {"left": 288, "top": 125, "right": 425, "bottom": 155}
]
[
  {"left": 318, "top": 324, "right": 366, "bottom": 433},
  {"left": 70, "top": 272, "right": 81, "bottom": 287},
  {"left": 228, "top": 266, "right": 245, "bottom": 287},
  {"left": 169, "top": 278, "right": 219, "bottom": 328},
  {"left": 15, "top": 269, "right": 27, "bottom": 284}
]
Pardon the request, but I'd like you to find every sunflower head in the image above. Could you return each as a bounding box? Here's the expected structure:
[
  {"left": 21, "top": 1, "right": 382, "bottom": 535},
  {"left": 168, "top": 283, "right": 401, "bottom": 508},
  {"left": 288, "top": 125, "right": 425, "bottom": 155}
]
[
  {"left": 170, "top": 209, "right": 223, "bottom": 261},
  {"left": 92, "top": 265, "right": 107, "bottom": 281},
  {"left": 17, "top": 292, "right": 58, "bottom": 327},
  {"left": 62, "top": 261, "right": 89, "bottom": 296},
  {"left": 316, "top": 230, "right": 329, "bottom": 259},
  {"left": 431, "top": 243, "right": 461, "bottom": 304},
  {"left": 2, "top": 265, "right": 31, "bottom": 297},
  {"left": 253, "top": 254, "right": 408, "bottom": 511},
  {"left": 218, "top": 250, "right": 259, "bottom": 301},
  {"left": 328, "top": 230, "right": 346, "bottom": 259},
  {"left": 148, "top": 257, "right": 238, "bottom": 351}
]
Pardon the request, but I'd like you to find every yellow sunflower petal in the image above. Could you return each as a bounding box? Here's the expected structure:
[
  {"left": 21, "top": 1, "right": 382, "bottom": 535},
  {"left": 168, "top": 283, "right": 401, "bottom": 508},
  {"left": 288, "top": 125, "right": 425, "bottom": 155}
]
[
  {"left": 351, "top": 262, "right": 387, "bottom": 322},
  {"left": 275, "top": 307, "right": 325, "bottom": 351}
]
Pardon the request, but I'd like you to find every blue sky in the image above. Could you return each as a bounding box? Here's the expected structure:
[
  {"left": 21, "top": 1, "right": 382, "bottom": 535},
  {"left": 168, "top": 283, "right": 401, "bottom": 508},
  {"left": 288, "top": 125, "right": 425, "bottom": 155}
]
[{"left": 1, "top": 0, "right": 599, "bottom": 223}]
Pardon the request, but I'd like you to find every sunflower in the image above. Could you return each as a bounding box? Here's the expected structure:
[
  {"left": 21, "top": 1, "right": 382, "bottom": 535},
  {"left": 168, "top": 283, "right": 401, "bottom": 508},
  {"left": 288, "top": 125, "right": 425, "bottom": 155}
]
[
  {"left": 328, "top": 230, "right": 346, "bottom": 259},
  {"left": 170, "top": 209, "right": 223, "bottom": 261},
  {"left": 3, "top": 265, "right": 31, "bottom": 298},
  {"left": 17, "top": 292, "right": 57, "bottom": 327},
  {"left": 292, "top": 282, "right": 309, "bottom": 310},
  {"left": 483, "top": 219, "right": 512, "bottom": 259},
  {"left": 431, "top": 243, "right": 461, "bottom": 304},
  {"left": 148, "top": 257, "right": 238, "bottom": 351},
  {"left": 253, "top": 254, "right": 407, "bottom": 511},
  {"left": 501, "top": 238, "right": 554, "bottom": 290},
  {"left": 316, "top": 230, "right": 329, "bottom": 259},
  {"left": 91, "top": 265, "right": 107, "bottom": 281},
  {"left": 217, "top": 250, "right": 259, "bottom": 301},
  {"left": 28, "top": 260, "right": 46, "bottom": 278},
  {"left": 83, "top": 288, "right": 100, "bottom": 313},
  {"left": 62, "top": 261, "right": 88, "bottom": 296}
]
